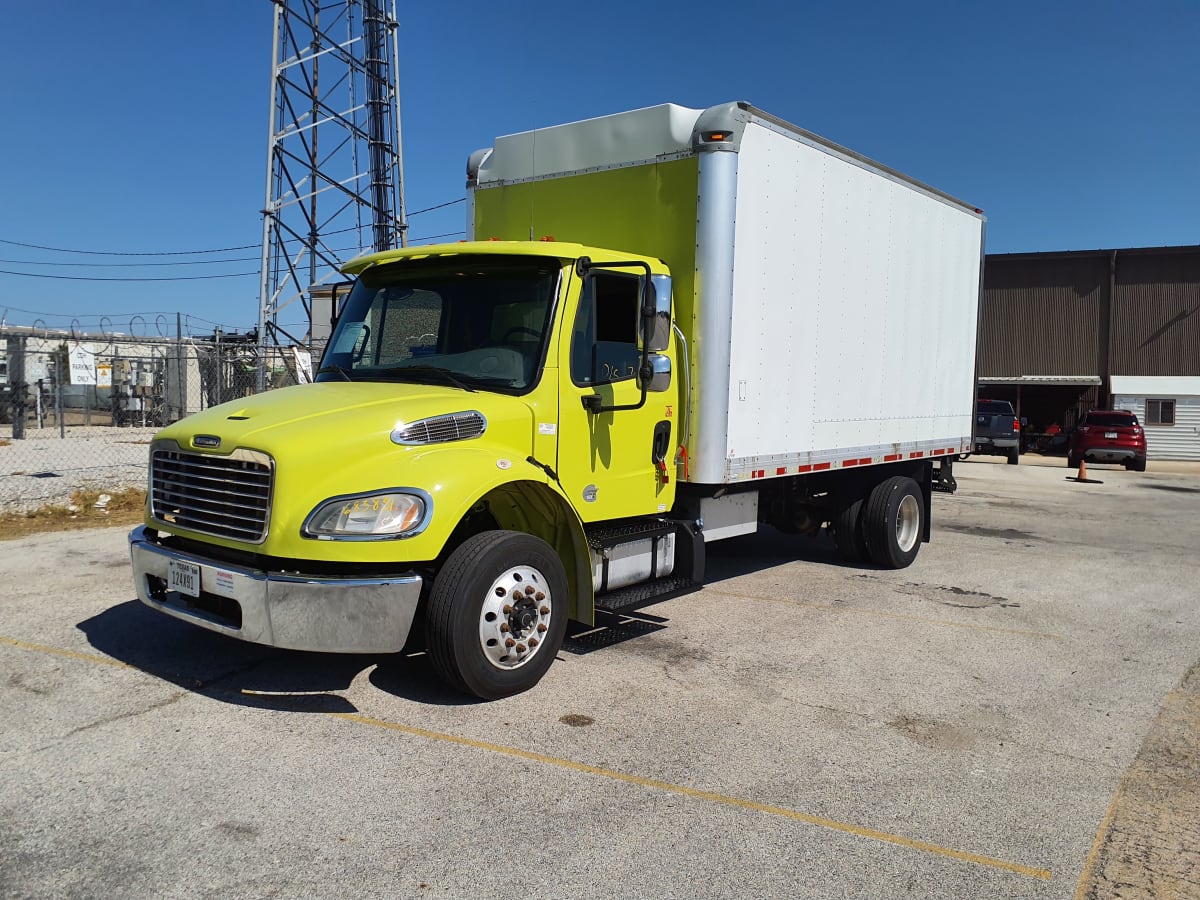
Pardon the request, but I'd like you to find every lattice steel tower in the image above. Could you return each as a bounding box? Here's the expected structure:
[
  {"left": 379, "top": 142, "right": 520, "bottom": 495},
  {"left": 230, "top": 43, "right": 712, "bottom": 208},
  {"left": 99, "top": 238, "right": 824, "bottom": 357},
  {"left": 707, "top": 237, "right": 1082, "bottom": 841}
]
[{"left": 257, "top": 0, "right": 407, "bottom": 386}]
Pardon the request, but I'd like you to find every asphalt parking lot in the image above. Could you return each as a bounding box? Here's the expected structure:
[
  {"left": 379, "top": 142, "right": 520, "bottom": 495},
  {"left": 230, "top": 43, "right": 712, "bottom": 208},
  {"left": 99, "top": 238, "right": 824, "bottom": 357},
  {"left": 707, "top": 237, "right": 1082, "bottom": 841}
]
[{"left": 2, "top": 457, "right": 1198, "bottom": 898}]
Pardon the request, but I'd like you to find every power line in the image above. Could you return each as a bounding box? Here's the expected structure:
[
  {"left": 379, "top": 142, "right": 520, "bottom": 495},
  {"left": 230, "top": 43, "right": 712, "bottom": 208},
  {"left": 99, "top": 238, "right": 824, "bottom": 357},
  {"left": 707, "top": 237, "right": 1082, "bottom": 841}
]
[
  {"left": 408, "top": 198, "right": 465, "bottom": 217},
  {"left": 0, "top": 268, "right": 258, "bottom": 282},
  {"left": 0, "top": 237, "right": 260, "bottom": 256}
]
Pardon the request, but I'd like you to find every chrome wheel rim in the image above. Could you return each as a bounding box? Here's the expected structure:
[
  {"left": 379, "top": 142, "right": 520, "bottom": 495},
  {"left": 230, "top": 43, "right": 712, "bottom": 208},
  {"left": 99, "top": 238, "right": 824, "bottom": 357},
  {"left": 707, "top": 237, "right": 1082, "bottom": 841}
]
[
  {"left": 478, "top": 565, "right": 552, "bottom": 670},
  {"left": 895, "top": 494, "right": 921, "bottom": 553}
]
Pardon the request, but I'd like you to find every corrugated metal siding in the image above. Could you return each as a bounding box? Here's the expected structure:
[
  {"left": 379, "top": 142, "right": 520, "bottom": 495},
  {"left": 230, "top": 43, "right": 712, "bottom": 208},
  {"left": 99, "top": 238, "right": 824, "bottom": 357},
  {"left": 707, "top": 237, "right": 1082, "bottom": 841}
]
[
  {"left": 980, "top": 256, "right": 1104, "bottom": 377},
  {"left": 1112, "top": 395, "right": 1200, "bottom": 461},
  {"left": 1110, "top": 250, "right": 1200, "bottom": 376}
]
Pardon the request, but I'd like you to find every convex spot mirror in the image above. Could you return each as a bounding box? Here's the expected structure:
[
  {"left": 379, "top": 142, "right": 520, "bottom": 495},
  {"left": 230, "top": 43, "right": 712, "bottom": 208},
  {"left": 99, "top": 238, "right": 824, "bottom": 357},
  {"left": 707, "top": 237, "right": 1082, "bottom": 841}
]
[{"left": 639, "top": 353, "right": 672, "bottom": 393}]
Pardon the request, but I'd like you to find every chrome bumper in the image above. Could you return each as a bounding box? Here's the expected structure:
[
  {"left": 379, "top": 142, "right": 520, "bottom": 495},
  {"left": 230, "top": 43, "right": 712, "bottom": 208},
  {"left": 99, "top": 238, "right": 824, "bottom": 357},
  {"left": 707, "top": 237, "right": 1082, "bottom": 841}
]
[{"left": 129, "top": 525, "right": 423, "bottom": 653}]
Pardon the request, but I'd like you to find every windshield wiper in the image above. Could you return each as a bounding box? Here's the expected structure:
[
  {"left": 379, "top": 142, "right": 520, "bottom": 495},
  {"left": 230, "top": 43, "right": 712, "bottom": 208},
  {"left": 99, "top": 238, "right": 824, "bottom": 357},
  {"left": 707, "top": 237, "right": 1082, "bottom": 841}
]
[
  {"left": 316, "top": 364, "right": 353, "bottom": 381},
  {"left": 375, "top": 364, "right": 476, "bottom": 392}
]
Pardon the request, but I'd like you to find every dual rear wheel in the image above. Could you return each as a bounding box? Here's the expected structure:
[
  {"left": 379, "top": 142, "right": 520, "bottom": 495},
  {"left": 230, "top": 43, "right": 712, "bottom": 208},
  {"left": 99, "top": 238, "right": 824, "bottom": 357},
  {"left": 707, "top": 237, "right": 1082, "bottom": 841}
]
[{"left": 832, "top": 476, "right": 924, "bottom": 569}]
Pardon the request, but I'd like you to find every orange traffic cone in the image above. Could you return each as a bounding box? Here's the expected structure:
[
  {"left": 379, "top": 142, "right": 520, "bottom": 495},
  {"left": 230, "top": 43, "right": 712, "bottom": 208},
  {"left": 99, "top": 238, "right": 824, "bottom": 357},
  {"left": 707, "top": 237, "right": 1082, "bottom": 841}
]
[{"left": 1077, "top": 459, "right": 1087, "bottom": 480}]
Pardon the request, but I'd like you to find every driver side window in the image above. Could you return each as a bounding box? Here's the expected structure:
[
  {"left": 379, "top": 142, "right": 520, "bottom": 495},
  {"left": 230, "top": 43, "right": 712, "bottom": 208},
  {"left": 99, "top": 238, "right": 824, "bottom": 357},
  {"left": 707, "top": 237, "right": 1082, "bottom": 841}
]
[{"left": 570, "top": 272, "right": 640, "bottom": 386}]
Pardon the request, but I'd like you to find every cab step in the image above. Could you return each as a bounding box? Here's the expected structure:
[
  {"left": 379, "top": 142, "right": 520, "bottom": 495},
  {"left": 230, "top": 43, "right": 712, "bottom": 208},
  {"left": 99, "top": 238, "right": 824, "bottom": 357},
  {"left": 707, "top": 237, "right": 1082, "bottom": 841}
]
[{"left": 594, "top": 575, "right": 700, "bottom": 613}]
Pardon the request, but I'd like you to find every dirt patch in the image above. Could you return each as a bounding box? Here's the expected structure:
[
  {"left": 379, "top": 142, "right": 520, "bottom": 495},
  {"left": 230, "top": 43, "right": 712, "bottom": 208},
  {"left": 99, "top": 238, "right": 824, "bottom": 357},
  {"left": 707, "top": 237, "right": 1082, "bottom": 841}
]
[
  {"left": 888, "top": 714, "right": 977, "bottom": 751},
  {"left": 0, "top": 487, "right": 146, "bottom": 539},
  {"left": 1078, "top": 661, "right": 1200, "bottom": 898},
  {"left": 559, "top": 714, "right": 595, "bottom": 727}
]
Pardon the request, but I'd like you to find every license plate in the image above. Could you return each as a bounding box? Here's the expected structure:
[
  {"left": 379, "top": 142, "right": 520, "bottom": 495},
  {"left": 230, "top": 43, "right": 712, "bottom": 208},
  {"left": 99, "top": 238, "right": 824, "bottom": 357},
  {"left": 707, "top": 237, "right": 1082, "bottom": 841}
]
[
  {"left": 1105, "top": 431, "right": 1118, "bottom": 439},
  {"left": 168, "top": 559, "right": 201, "bottom": 598}
]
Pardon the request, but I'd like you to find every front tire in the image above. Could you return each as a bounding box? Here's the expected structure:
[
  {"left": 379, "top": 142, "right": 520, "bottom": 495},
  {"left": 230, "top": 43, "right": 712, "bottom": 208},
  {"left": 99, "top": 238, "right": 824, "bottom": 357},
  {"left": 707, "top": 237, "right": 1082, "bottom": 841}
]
[
  {"left": 425, "top": 530, "right": 569, "bottom": 700},
  {"left": 862, "top": 476, "right": 924, "bottom": 569}
]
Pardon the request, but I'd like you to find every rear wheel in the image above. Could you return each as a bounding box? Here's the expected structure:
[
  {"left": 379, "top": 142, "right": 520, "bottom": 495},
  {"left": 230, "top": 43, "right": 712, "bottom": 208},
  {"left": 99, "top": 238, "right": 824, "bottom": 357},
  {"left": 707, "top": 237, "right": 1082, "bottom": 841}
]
[
  {"left": 862, "top": 476, "right": 924, "bottom": 569},
  {"left": 1007, "top": 449, "right": 1020, "bottom": 465},
  {"left": 1126, "top": 457, "right": 1147, "bottom": 472},
  {"left": 426, "top": 530, "right": 569, "bottom": 700},
  {"left": 1068, "top": 453, "right": 1081, "bottom": 470},
  {"left": 831, "top": 498, "right": 868, "bottom": 563}
]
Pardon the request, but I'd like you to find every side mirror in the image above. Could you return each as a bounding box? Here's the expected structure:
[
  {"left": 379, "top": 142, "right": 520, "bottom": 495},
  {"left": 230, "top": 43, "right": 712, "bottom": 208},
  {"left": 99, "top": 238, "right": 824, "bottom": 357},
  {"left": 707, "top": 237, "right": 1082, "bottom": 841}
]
[
  {"left": 639, "top": 353, "right": 672, "bottom": 393},
  {"left": 641, "top": 274, "right": 672, "bottom": 352}
]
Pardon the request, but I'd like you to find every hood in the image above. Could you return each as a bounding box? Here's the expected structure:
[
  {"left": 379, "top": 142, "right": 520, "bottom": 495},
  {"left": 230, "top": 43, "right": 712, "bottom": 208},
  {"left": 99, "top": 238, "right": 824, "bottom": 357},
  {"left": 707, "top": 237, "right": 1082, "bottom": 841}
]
[{"left": 157, "top": 382, "right": 534, "bottom": 458}]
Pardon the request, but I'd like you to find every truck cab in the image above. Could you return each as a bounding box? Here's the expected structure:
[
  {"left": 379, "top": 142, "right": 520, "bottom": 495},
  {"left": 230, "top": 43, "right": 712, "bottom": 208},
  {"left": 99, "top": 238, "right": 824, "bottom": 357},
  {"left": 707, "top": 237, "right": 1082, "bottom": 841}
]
[{"left": 131, "top": 242, "right": 682, "bottom": 699}]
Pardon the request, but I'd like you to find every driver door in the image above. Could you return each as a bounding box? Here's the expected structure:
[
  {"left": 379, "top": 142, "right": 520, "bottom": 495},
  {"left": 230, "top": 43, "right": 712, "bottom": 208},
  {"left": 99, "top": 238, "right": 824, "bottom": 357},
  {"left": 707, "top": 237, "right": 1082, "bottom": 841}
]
[{"left": 556, "top": 268, "right": 675, "bottom": 523}]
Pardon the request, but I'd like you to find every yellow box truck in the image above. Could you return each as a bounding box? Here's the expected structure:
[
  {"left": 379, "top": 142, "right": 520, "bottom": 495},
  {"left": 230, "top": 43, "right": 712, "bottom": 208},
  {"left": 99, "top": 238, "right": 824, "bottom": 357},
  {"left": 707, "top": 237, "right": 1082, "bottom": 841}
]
[{"left": 130, "top": 101, "right": 984, "bottom": 698}]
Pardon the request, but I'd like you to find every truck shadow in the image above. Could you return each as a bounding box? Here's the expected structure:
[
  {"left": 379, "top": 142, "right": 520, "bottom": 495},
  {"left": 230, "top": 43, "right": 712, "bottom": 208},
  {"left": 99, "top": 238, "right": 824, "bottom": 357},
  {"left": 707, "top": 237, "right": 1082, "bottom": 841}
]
[
  {"left": 79, "top": 531, "right": 857, "bottom": 708},
  {"left": 76, "top": 600, "right": 480, "bottom": 710}
]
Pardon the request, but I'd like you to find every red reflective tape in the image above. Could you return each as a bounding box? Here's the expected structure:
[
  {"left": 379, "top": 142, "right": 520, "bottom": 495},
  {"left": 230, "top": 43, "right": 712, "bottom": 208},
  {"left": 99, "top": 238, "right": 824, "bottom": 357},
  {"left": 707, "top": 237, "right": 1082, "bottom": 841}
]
[
  {"left": 776, "top": 467, "right": 787, "bottom": 475},
  {"left": 843, "top": 458, "right": 860, "bottom": 467},
  {"left": 909, "top": 451, "right": 924, "bottom": 458},
  {"left": 798, "top": 464, "right": 812, "bottom": 473},
  {"left": 813, "top": 462, "right": 831, "bottom": 471},
  {"left": 884, "top": 453, "right": 901, "bottom": 462}
]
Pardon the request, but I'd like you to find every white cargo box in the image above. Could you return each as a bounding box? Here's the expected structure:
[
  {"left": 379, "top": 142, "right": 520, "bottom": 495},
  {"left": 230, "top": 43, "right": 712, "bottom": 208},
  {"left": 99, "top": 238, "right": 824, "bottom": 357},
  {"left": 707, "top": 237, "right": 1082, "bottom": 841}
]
[{"left": 470, "top": 102, "right": 984, "bottom": 484}]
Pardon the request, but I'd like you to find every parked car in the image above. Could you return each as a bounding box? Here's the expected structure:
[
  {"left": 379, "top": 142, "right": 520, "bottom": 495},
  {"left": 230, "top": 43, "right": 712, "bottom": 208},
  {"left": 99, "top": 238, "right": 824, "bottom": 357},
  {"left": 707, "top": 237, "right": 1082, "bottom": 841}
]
[
  {"left": 1069, "top": 409, "right": 1147, "bottom": 471},
  {"left": 971, "top": 399, "right": 1021, "bottom": 464}
]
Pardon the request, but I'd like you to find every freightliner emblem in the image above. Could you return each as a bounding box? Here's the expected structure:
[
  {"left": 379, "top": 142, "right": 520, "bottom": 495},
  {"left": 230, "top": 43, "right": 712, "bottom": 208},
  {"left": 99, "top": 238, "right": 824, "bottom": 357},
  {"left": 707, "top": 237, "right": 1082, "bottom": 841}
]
[{"left": 193, "top": 435, "right": 222, "bottom": 449}]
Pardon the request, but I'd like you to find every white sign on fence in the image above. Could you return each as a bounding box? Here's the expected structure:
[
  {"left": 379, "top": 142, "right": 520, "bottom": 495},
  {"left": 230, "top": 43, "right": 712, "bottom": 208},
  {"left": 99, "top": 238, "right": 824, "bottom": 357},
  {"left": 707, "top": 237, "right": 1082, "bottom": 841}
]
[
  {"left": 292, "top": 347, "right": 313, "bottom": 384},
  {"left": 69, "top": 344, "right": 97, "bottom": 386}
]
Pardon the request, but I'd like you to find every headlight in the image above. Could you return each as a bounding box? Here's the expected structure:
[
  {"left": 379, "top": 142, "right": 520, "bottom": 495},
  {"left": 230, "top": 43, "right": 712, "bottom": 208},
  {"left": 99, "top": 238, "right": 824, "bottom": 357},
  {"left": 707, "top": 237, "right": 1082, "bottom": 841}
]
[{"left": 303, "top": 490, "right": 431, "bottom": 540}]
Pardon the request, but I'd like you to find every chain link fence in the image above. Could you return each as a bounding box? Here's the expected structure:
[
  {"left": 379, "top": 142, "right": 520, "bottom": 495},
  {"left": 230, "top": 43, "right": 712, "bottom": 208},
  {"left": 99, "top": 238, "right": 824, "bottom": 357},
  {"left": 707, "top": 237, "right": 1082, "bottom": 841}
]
[{"left": 1, "top": 327, "right": 307, "bottom": 512}]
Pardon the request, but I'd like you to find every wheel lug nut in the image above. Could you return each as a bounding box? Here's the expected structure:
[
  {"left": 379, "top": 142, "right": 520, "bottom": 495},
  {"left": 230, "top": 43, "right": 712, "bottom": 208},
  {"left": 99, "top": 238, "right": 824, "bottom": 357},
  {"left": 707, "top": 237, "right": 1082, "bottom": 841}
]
[
  {"left": 535, "top": 592, "right": 545, "bottom": 601},
  {"left": 499, "top": 623, "right": 510, "bottom": 633},
  {"left": 505, "top": 638, "right": 515, "bottom": 648},
  {"left": 524, "top": 585, "right": 535, "bottom": 595},
  {"left": 537, "top": 624, "right": 547, "bottom": 633},
  {"left": 511, "top": 590, "right": 523, "bottom": 600},
  {"left": 516, "top": 643, "right": 527, "bottom": 653},
  {"left": 502, "top": 604, "right": 513, "bottom": 614},
  {"left": 528, "top": 637, "right": 538, "bottom": 648},
  {"left": 539, "top": 605, "right": 550, "bottom": 615}
]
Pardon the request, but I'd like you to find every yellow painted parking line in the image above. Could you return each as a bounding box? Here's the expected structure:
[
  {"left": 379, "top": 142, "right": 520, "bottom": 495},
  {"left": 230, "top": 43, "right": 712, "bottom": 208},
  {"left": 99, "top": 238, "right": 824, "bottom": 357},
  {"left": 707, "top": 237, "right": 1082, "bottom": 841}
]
[
  {"left": 3, "top": 633, "right": 1053, "bottom": 881},
  {"left": 0, "top": 634, "right": 133, "bottom": 669},
  {"left": 1073, "top": 779, "right": 1123, "bottom": 900},
  {"left": 707, "top": 588, "right": 1062, "bottom": 640},
  {"left": 331, "top": 711, "right": 1052, "bottom": 881}
]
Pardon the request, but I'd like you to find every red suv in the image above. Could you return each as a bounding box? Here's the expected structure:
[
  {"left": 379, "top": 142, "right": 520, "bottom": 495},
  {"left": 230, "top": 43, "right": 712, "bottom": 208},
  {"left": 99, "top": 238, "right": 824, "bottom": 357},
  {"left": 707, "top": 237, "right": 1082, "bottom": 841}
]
[{"left": 1069, "top": 409, "right": 1147, "bottom": 472}]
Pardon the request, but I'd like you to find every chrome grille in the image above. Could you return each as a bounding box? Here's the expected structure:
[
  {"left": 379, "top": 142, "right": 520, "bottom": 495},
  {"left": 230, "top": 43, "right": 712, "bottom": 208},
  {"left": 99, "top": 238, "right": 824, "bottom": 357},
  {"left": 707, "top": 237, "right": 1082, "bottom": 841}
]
[
  {"left": 150, "top": 448, "right": 273, "bottom": 543},
  {"left": 391, "top": 411, "right": 487, "bottom": 445}
]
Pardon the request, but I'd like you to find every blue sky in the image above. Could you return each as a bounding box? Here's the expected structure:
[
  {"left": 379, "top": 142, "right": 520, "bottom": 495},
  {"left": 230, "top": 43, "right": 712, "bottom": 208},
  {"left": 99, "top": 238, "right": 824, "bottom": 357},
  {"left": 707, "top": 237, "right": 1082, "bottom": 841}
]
[{"left": 1, "top": 1, "right": 1196, "bottom": 336}]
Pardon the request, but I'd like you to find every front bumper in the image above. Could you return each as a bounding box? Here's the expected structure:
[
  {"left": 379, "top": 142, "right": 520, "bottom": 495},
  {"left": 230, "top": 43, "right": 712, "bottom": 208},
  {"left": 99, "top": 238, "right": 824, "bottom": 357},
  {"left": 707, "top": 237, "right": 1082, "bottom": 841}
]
[{"left": 129, "top": 526, "right": 423, "bottom": 653}]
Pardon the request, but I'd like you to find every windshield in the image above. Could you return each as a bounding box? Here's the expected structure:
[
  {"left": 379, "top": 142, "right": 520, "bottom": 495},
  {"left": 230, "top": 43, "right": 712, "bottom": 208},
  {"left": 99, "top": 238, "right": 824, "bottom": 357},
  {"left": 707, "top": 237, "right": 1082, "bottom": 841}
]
[{"left": 318, "top": 255, "right": 561, "bottom": 393}]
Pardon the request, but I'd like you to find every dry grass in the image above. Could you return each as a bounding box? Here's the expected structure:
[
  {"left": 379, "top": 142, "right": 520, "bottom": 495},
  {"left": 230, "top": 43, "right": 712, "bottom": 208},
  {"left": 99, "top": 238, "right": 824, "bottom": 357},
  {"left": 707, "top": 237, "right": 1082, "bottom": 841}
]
[
  {"left": 0, "top": 487, "right": 147, "bottom": 540},
  {"left": 0, "top": 438, "right": 10, "bottom": 447}
]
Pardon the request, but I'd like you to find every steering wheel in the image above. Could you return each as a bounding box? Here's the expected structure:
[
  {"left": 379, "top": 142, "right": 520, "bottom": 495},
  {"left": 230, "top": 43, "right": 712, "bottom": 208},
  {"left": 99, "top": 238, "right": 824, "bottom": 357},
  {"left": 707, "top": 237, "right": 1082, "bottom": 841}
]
[{"left": 502, "top": 326, "right": 540, "bottom": 342}]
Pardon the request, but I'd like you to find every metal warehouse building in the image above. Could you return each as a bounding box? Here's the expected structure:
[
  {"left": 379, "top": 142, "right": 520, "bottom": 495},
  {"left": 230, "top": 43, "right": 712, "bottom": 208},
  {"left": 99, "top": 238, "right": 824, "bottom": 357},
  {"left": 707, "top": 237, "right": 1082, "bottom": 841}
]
[{"left": 979, "top": 245, "right": 1200, "bottom": 460}]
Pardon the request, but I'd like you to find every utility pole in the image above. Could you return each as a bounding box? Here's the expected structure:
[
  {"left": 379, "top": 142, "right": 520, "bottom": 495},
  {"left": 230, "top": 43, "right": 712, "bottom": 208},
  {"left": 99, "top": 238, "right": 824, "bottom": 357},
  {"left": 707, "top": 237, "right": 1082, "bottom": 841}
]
[{"left": 256, "top": 0, "right": 408, "bottom": 390}]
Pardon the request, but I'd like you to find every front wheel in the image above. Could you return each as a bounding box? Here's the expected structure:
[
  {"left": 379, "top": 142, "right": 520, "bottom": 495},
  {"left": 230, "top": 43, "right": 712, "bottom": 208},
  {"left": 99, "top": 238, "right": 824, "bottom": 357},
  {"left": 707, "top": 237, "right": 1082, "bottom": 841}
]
[
  {"left": 425, "top": 530, "right": 569, "bottom": 700},
  {"left": 862, "top": 476, "right": 924, "bottom": 569}
]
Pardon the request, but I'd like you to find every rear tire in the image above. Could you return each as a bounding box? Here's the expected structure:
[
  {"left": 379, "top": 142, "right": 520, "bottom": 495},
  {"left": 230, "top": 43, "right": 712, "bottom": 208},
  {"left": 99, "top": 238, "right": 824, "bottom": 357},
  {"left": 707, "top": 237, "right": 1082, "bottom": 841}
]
[
  {"left": 862, "top": 476, "right": 924, "bottom": 569},
  {"left": 1007, "top": 449, "right": 1020, "bottom": 465},
  {"left": 425, "top": 530, "right": 569, "bottom": 700},
  {"left": 1068, "top": 453, "right": 1081, "bottom": 470},
  {"left": 1127, "top": 457, "right": 1147, "bottom": 472},
  {"left": 831, "top": 498, "right": 869, "bottom": 563}
]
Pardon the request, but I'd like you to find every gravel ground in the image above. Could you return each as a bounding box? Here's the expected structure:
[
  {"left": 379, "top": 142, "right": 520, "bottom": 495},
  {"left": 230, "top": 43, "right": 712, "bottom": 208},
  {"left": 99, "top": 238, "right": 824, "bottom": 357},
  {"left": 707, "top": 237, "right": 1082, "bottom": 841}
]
[{"left": 0, "top": 427, "right": 156, "bottom": 510}]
